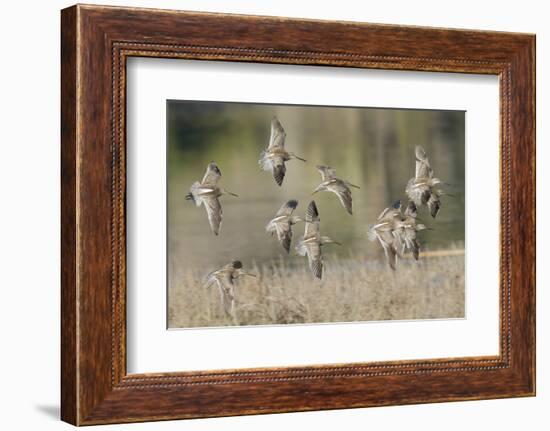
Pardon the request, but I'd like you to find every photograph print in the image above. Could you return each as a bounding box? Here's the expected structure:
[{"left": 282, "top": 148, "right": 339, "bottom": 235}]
[{"left": 167, "top": 100, "right": 465, "bottom": 329}]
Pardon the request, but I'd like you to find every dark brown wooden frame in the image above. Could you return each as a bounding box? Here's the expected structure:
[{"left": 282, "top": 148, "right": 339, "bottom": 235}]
[{"left": 61, "top": 4, "right": 535, "bottom": 426}]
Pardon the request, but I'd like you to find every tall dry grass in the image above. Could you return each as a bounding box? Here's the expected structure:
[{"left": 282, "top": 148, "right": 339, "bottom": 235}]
[{"left": 168, "top": 247, "right": 465, "bottom": 329}]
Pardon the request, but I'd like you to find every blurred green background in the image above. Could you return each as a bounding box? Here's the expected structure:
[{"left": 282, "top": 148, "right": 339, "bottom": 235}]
[{"left": 167, "top": 100, "right": 465, "bottom": 272}]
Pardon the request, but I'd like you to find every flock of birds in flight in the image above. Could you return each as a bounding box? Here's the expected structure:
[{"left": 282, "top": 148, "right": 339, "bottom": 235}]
[{"left": 185, "top": 116, "right": 445, "bottom": 317}]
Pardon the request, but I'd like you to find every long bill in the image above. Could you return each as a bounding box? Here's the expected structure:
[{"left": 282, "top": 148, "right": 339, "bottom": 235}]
[
  {"left": 223, "top": 188, "right": 239, "bottom": 197},
  {"left": 290, "top": 153, "right": 306, "bottom": 162},
  {"left": 311, "top": 186, "right": 321, "bottom": 196}
]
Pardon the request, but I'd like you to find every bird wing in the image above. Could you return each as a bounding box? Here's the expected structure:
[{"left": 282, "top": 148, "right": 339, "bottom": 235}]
[
  {"left": 265, "top": 155, "right": 286, "bottom": 186},
  {"left": 415, "top": 145, "right": 427, "bottom": 161},
  {"left": 215, "top": 275, "right": 235, "bottom": 317},
  {"left": 377, "top": 206, "right": 401, "bottom": 222},
  {"left": 415, "top": 159, "right": 432, "bottom": 179},
  {"left": 305, "top": 242, "right": 323, "bottom": 279},
  {"left": 265, "top": 219, "right": 277, "bottom": 235},
  {"left": 304, "top": 220, "right": 319, "bottom": 238},
  {"left": 268, "top": 117, "right": 286, "bottom": 150},
  {"left": 377, "top": 206, "right": 391, "bottom": 220},
  {"left": 402, "top": 222, "right": 418, "bottom": 244},
  {"left": 427, "top": 193, "right": 441, "bottom": 218},
  {"left": 304, "top": 201, "right": 320, "bottom": 237},
  {"left": 411, "top": 238, "right": 420, "bottom": 260},
  {"left": 273, "top": 162, "right": 286, "bottom": 186},
  {"left": 316, "top": 165, "right": 336, "bottom": 181},
  {"left": 203, "top": 195, "right": 222, "bottom": 235},
  {"left": 275, "top": 222, "right": 293, "bottom": 253},
  {"left": 376, "top": 231, "right": 397, "bottom": 270},
  {"left": 328, "top": 181, "right": 353, "bottom": 215},
  {"left": 406, "top": 180, "right": 430, "bottom": 207},
  {"left": 201, "top": 162, "right": 222, "bottom": 186},
  {"left": 204, "top": 271, "right": 218, "bottom": 289},
  {"left": 404, "top": 201, "right": 418, "bottom": 218},
  {"left": 395, "top": 221, "right": 419, "bottom": 260},
  {"left": 414, "top": 146, "right": 434, "bottom": 179},
  {"left": 276, "top": 199, "right": 298, "bottom": 217},
  {"left": 391, "top": 228, "right": 406, "bottom": 257}
]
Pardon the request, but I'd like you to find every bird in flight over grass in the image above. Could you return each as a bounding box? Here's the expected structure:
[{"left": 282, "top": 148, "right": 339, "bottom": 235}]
[
  {"left": 204, "top": 260, "right": 256, "bottom": 318},
  {"left": 265, "top": 200, "right": 303, "bottom": 253},
  {"left": 405, "top": 145, "right": 444, "bottom": 218},
  {"left": 393, "top": 201, "right": 427, "bottom": 261},
  {"left": 367, "top": 200, "right": 403, "bottom": 270},
  {"left": 295, "top": 201, "right": 341, "bottom": 279},
  {"left": 368, "top": 200, "right": 427, "bottom": 269},
  {"left": 185, "top": 161, "right": 238, "bottom": 235},
  {"left": 259, "top": 116, "right": 306, "bottom": 186},
  {"left": 312, "top": 165, "right": 360, "bottom": 215}
]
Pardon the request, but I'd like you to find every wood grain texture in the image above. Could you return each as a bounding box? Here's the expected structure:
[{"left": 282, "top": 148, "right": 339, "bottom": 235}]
[
  {"left": 60, "top": 5, "right": 78, "bottom": 425},
  {"left": 60, "top": 4, "right": 535, "bottom": 425}
]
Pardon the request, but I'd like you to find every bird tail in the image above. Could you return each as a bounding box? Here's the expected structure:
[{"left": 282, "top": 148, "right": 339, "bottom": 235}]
[
  {"left": 258, "top": 151, "right": 270, "bottom": 171},
  {"left": 367, "top": 226, "right": 378, "bottom": 242},
  {"left": 265, "top": 221, "right": 275, "bottom": 234},
  {"left": 295, "top": 240, "right": 307, "bottom": 256},
  {"left": 186, "top": 182, "right": 203, "bottom": 206}
]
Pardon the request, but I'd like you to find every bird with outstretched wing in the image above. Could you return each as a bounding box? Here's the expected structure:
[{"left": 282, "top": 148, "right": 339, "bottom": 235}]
[
  {"left": 312, "top": 165, "right": 360, "bottom": 215},
  {"left": 185, "top": 162, "right": 238, "bottom": 235},
  {"left": 295, "top": 201, "right": 340, "bottom": 279},
  {"left": 265, "top": 200, "right": 303, "bottom": 253},
  {"left": 258, "top": 117, "right": 306, "bottom": 186}
]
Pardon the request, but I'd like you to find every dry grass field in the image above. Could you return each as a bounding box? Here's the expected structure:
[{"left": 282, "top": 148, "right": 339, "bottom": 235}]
[{"left": 168, "top": 248, "right": 465, "bottom": 329}]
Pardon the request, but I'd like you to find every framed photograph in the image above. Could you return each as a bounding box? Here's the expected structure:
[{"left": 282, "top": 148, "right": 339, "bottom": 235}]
[{"left": 61, "top": 4, "right": 535, "bottom": 425}]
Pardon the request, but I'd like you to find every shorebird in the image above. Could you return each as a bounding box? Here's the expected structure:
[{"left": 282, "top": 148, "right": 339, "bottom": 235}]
[
  {"left": 405, "top": 145, "right": 443, "bottom": 218},
  {"left": 312, "top": 165, "right": 360, "bottom": 215},
  {"left": 393, "top": 201, "right": 427, "bottom": 261},
  {"left": 295, "top": 201, "right": 341, "bottom": 279},
  {"left": 204, "top": 260, "right": 256, "bottom": 318},
  {"left": 367, "top": 200, "right": 403, "bottom": 270},
  {"left": 185, "top": 161, "right": 238, "bottom": 236},
  {"left": 367, "top": 200, "right": 426, "bottom": 269},
  {"left": 258, "top": 116, "right": 306, "bottom": 186},
  {"left": 265, "top": 199, "right": 303, "bottom": 253}
]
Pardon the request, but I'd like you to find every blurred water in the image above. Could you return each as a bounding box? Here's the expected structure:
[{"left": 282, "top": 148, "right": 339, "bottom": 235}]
[{"left": 167, "top": 101, "right": 465, "bottom": 271}]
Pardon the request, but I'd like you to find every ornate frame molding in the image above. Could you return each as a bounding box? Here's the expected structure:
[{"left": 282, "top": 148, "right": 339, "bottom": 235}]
[{"left": 61, "top": 5, "right": 535, "bottom": 425}]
